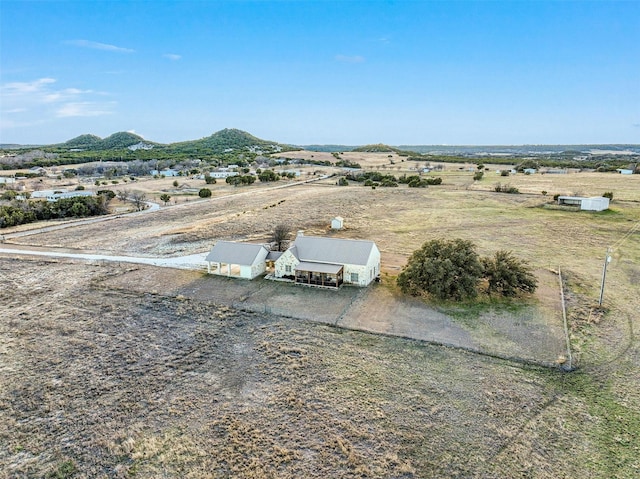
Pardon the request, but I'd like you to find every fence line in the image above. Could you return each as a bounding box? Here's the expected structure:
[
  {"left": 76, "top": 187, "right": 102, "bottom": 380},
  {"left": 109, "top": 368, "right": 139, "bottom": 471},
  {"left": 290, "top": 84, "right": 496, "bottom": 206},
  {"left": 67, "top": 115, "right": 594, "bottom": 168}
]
[{"left": 558, "top": 267, "right": 574, "bottom": 371}]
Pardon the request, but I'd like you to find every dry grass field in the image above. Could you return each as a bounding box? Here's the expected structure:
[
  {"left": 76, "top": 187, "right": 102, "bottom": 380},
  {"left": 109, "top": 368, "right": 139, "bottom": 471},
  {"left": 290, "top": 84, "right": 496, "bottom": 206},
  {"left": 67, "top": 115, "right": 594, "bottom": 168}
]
[{"left": 1, "top": 155, "right": 639, "bottom": 477}]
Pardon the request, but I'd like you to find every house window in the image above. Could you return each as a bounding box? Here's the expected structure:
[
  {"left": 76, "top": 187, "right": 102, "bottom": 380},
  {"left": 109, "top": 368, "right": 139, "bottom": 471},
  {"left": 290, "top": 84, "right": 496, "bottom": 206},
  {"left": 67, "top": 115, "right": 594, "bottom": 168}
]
[
  {"left": 350, "top": 272, "right": 359, "bottom": 283},
  {"left": 285, "top": 265, "right": 292, "bottom": 273}
]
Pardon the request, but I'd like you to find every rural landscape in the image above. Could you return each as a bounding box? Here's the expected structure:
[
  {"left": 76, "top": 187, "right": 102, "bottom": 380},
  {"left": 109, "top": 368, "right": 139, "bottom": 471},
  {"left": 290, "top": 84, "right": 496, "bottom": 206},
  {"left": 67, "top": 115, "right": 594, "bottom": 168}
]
[{"left": 1, "top": 129, "right": 639, "bottom": 478}]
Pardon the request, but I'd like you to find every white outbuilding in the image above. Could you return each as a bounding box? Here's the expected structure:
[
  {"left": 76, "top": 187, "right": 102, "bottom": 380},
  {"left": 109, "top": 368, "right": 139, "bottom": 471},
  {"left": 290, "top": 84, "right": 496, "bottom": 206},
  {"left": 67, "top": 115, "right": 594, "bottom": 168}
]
[
  {"left": 557, "top": 196, "right": 610, "bottom": 212},
  {"left": 331, "top": 216, "right": 344, "bottom": 230}
]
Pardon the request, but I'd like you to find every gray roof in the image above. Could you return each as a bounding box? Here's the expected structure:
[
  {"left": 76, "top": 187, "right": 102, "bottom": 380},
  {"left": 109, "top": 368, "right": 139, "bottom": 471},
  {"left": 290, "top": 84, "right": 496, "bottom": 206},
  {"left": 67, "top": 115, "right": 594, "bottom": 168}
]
[
  {"left": 291, "top": 236, "right": 377, "bottom": 266},
  {"left": 296, "top": 261, "right": 343, "bottom": 274},
  {"left": 206, "top": 241, "right": 268, "bottom": 265}
]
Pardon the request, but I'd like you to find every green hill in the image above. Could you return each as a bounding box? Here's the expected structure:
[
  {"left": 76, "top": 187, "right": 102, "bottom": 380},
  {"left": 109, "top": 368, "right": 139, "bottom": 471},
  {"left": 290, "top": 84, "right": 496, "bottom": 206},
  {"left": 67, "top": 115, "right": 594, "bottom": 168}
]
[
  {"left": 63, "top": 134, "right": 103, "bottom": 149},
  {"left": 99, "top": 132, "right": 147, "bottom": 150},
  {"left": 170, "top": 128, "right": 295, "bottom": 154}
]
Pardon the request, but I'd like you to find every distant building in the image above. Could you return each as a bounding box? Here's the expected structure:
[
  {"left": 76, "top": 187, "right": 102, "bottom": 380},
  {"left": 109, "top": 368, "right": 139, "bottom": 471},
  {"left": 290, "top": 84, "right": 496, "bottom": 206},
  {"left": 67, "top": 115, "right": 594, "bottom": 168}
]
[
  {"left": 617, "top": 169, "right": 634, "bottom": 175},
  {"left": 557, "top": 196, "right": 609, "bottom": 212},
  {"left": 150, "top": 169, "right": 180, "bottom": 177},
  {"left": 331, "top": 217, "right": 344, "bottom": 230}
]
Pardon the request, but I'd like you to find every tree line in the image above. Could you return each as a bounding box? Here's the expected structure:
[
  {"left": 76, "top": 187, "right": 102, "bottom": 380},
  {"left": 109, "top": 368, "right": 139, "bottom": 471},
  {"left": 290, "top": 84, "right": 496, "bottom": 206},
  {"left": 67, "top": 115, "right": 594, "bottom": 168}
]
[{"left": 0, "top": 196, "right": 109, "bottom": 228}]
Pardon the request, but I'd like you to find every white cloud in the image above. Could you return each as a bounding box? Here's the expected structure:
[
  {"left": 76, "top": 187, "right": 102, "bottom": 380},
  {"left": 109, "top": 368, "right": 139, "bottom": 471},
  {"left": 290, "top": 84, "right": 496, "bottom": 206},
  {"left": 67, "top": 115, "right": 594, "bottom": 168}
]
[
  {"left": 66, "top": 39, "right": 134, "bottom": 53},
  {"left": 335, "top": 54, "right": 365, "bottom": 64},
  {"left": 0, "top": 77, "right": 115, "bottom": 124},
  {"left": 56, "top": 102, "right": 115, "bottom": 118},
  {"left": 163, "top": 53, "right": 182, "bottom": 61},
  {"left": 2, "top": 78, "right": 56, "bottom": 96}
]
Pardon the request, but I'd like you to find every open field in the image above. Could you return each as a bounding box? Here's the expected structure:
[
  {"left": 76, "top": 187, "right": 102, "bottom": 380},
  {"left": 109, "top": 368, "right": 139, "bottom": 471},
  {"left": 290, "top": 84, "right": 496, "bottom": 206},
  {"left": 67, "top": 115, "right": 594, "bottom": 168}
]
[{"left": 1, "top": 157, "right": 639, "bottom": 477}]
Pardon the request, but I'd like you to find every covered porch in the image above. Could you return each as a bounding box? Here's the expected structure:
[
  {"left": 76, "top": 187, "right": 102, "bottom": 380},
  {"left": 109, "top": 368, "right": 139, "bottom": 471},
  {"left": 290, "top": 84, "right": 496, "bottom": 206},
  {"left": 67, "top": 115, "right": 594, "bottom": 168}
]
[
  {"left": 295, "top": 262, "right": 344, "bottom": 288},
  {"left": 207, "top": 261, "right": 242, "bottom": 277}
]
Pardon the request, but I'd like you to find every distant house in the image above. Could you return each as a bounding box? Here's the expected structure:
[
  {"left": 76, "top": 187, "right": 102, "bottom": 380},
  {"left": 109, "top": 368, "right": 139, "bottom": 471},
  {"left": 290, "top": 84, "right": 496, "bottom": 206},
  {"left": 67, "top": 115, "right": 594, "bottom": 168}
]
[
  {"left": 0, "top": 177, "right": 16, "bottom": 185},
  {"left": 209, "top": 170, "right": 239, "bottom": 179},
  {"left": 557, "top": 196, "right": 609, "bottom": 212},
  {"left": 523, "top": 168, "right": 537, "bottom": 175},
  {"left": 31, "top": 189, "right": 64, "bottom": 199},
  {"left": 205, "top": 241, "right": 270, "bottom": 279},
  {"left": 30, "top": 189, "right": 94, "bottom": 202},
  {"left": 617, "top": 169, "right": 634, "bottom": 175},
  {"left": 274, "top": 233, "right": 380, "bottom": 288},
  {"left": 150, "top": 169, "right": 180, "bottom": 177}
]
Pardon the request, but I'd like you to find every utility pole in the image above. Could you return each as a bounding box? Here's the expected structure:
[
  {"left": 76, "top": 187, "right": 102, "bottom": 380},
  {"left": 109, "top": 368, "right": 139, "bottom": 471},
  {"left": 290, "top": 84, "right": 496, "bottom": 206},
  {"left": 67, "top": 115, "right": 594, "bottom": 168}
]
[{"left": 599, "top": 247, "right": 612, "bottom": 306}]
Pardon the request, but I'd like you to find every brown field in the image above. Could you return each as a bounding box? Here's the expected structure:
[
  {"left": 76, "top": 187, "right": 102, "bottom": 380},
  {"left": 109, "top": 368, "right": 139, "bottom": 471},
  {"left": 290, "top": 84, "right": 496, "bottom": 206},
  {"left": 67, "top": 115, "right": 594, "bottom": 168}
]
[{"left": 1, "top": 155, "right": 639, "bottom": 477}]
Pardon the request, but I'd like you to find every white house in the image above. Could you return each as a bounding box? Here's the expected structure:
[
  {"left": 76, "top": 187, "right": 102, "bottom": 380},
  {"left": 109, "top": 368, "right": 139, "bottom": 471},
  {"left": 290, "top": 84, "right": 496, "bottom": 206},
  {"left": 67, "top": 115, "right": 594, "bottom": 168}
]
[
  {"left": 0, "top": 177, "right": 16, "bottom": 185},
  {"left": 274, "top": 233, "right": 380, "bottom": 288},
  {"left": 617, "top": 169, "right": 634, "bottom": 175},
  {"left": 331, "top": 216, "right": 344, "bottom": 230},
  {"left": 205, "top": 241, "right": 270, "bottom": 279},
  {"left": 209, "top": 170, "right": 239, "bottom": 179},
  {"left": 557, "top": 196, "right": 610, "bottom": 212}
]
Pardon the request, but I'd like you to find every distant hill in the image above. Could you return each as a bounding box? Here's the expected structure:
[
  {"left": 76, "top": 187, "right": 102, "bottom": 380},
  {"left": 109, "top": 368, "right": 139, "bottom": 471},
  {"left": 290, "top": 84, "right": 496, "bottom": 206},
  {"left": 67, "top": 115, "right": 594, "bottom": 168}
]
[
  {"left": 60, "top": 132, "right": 150, "bottom": 151},
  {"left": 169, "top": 128, "right": 295, "bottom": 155},
  {"left": 352, "top": 143, "right": 396, "bottom": 153},
  {"left": 63, "top": 134, "right": 103, "bottom": 149},
  {"left": 351, "top": 143, "right": 417, "bottom": 156},
  {"left": 303, "top": 145, "right": 356, "bottom": 153}
]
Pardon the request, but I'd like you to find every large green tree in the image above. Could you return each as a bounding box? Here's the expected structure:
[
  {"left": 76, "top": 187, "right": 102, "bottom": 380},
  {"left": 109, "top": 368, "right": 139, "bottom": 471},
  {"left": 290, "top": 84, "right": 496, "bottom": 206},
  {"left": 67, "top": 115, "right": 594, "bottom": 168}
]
[{"left": 397, "top": 239, "right": 483, "bottom": 300}]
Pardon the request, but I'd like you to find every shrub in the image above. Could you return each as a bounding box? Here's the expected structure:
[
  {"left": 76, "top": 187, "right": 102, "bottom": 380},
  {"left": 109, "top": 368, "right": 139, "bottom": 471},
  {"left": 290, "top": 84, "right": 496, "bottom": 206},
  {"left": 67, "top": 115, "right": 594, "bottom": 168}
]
[
  {"left": 500, "top": 170, "right": 510, "bottom": 177},
  {"left": 198, "top": 188, "right": 212, "bottom": 198},
  {"left": 204, "top": 174, "right": 216, "bottom": 184},
  {"left": 96, "top": 189, "right": 116, "bottom": 200},
  {"left": 258, "top": 170, "right": 279, "bottom": 182},
  {"left": 473, "top": 171, "right": 484, "bottom": 181},
  {"left": 494, "top": 183, "right": 519, "bottom": 194},
  {"left": 482, "top": 250, "right": 538, "bottom": 297},
  {"left": 603, "top": 191, "right": 613, "bottom": 200},
  {"left": 337, "top": 177, "right": 349, "bottom": 186}
]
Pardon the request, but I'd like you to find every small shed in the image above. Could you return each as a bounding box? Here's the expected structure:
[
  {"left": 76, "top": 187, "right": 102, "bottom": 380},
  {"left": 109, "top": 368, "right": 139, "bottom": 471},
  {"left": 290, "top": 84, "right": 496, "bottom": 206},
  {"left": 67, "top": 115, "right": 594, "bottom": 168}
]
[
  {"left": 557, "top": 196, "right": 610, "bottom": 212},
  {"left": 205, "top": 241, "right": 269, "bottom": 279},
  {"left": 331, "top": 216, "right": 344, "bottom": 230},
  {"left": 617, "top": 169, "right": 634, "bottom": 175}
]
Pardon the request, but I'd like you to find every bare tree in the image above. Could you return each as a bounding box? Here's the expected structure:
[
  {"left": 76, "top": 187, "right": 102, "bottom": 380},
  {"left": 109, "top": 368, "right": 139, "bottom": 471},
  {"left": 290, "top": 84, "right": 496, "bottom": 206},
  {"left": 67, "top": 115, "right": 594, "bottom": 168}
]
[
  {"left": 271, "top": 223, "right": 292, "bottom": 252},
  {"left": 130, "top": 191, "right": 147, "bottom": 211},
  {"left": 117, "top": 189, "right": 129, "bottom": 202}
]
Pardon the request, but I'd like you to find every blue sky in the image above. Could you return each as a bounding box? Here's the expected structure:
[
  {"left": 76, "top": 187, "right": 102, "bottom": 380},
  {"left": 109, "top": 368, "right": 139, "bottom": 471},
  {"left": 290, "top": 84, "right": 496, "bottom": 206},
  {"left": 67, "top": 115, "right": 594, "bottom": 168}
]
[{"left": 1, "top": 0, "right": 639, "bottom": 145}]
